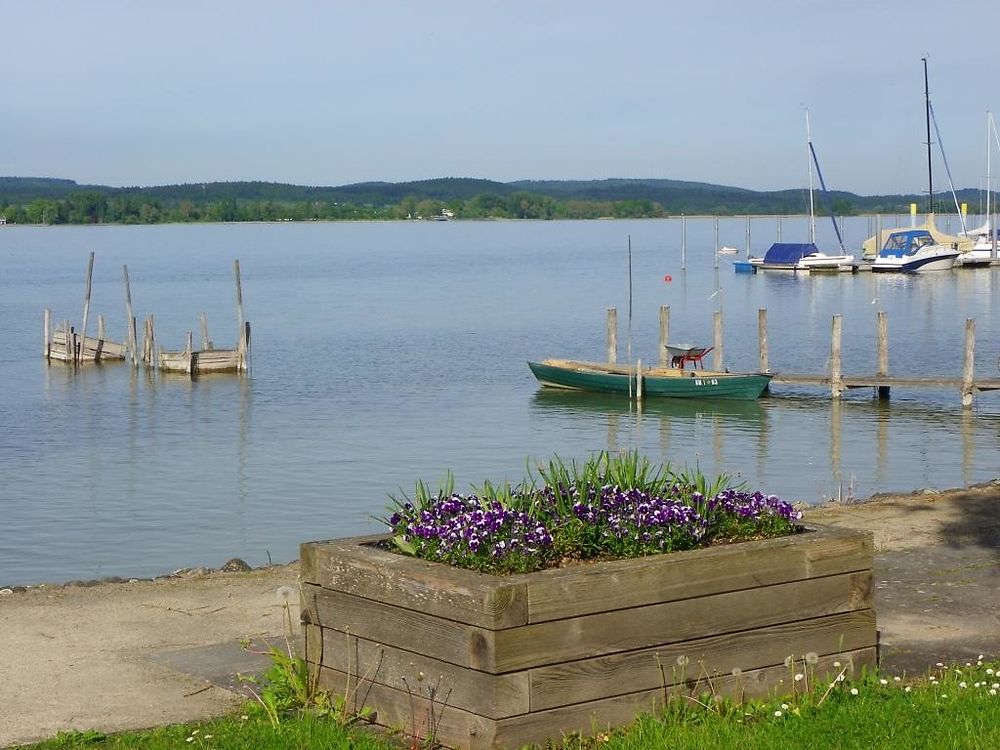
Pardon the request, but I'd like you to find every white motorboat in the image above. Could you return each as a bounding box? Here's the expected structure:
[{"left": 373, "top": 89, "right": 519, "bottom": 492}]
[
  {"left": 796, "top": 250, "right": 856, "bottom": 271},
  {"left": 870, "top": 229, "right": 959, "bottom": 272}
]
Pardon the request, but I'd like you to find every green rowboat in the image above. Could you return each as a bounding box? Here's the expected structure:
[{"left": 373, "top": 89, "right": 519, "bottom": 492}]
[{"left": 527, "top": 359, "right": 772, "bottom": 400}]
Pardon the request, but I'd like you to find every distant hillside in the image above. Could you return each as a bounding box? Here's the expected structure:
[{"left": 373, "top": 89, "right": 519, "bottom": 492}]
[{"left": 0, "top": 175, "right": 992, "bottom": 224}]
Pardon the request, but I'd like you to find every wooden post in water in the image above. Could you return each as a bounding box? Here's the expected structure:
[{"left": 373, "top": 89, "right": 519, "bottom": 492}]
[
  {"left": 962, "top": 318, "right": 976, "bottom": 407},
  {"left": 607, "top": 308, "right": 618, "bottom": 364},
  {"left": 233, "top": 259, "right": 245, "bottom": 343},
  {"left": 63, "top": 320, "right": 72, "bottom": 363},
  {"left": 713, "top": 216, "right": 720, "bottom": 270},
  {"left": 79, "top": 251, "right": 95, "bottom": 365},
  {"left": 200, "top": 312, "right": 211, "bottom": 350},
  {"left": 123, "top": 265, "right": 138, "bottom": 367},
  {"left": 635, "top": 358, "right": 643, "bottom": 401},
  {"left": 658, "top": 305, "right": 670, "bottom": 366},
  {"left": 830, "top": 314, "right": 843, "bottom": 398},
  {"left": 758, "top": 308, "right": 769, "bottom": 373},
  {"left": 97, "top": 315, "right": 105, "bottom": 342},
  {"left": 876, "top": 311, "right": 890, "bottom": 399},
  {"left": 242, "top": 321, "right": 252, "bottom": 373},
  {"left": 680, "top": 215, "right": 687, "bottom": 271},
  {"left": 44, "top": 309, "right": 51, "bottom": 360},
  {"left": 713, "top": 311, "right": 723, "bottom": 371},
  {"left": 186, "top": 331, "right": 194, "bottom": 375}
]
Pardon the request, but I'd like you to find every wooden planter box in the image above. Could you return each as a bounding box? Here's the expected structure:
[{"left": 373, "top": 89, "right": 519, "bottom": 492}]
[{"left": 300, "top": 524, "right": 876, "bottom": 750}]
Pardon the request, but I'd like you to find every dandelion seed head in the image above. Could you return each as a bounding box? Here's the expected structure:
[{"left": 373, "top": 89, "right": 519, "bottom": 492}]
[
  {"left": 905, "top": 686, "right": 912, "bottom": 693},
  {"left": 894, "top": 676, "right": 901, "bottom": 682},
  {"left": 833, "top": 660, "right": 841, "bottom": 668},
  {"left": 805, "top": 652, "right": 819, "bottom": 665},
  {"left": 784, "top": 656, "right": 794, "bottom": 668},
  {"left": 731, "top": 667, "right": 742, "bottom": 677},
  {"left": 676, "top": 655, "right": 690, "bottom": 667},
  {"left": 276, "top": 585, "right": 295, "bottom": 604},
  {"left": 774, "top": 710, "right": 783, "bottom": 717},
  {"left": 794, "top": 673, "right": 804, "bottom": 682},
  {"left": 959, "top": 682, "right": 968, "bottom": 689},
  {"left": 781, "top": 703, "right": 789, "bottom": 710},
  {"left": 880, "top": 679, "right": 888, "bottom": 685},
  {"left": 850, "top": 687, "right": 859, "bottom": 696}
]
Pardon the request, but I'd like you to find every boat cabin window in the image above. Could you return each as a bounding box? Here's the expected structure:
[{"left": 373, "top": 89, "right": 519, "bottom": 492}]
[
  {"left": 908, "top": 234, "right": 934, "bottom": 254},
  {"left": 883, "top": 233, "right": 909, "bottom": 251}
]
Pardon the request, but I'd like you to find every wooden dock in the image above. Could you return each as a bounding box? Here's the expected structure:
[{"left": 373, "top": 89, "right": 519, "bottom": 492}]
[
  {"left": 46, "top": 254, "right": 251, "bottom": 376},
  {"left": 606, "top": 306, "right": 998, "bottom": 407},
  {"left": 772, "top": 373, "right": 1000, "bottom": 394},
  {"left": 44, "top": 252, "right": 127, "bottom": 365},
  {"left": 137, "top": 259, "right": 251, "bottom": 376}
]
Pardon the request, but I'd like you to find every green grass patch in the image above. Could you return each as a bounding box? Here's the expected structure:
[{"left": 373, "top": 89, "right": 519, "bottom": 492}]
[{"left": 24, "top": 659, "right": 1000, "bottom": 750}]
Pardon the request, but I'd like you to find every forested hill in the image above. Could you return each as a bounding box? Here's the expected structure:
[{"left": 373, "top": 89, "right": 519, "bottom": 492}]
[{"left": 0, "top": 175, "right": 985, "bottom": 225}]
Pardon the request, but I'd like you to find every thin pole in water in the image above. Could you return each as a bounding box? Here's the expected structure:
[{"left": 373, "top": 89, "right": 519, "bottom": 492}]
[
  {"left": 79, "top": 251, "right": 95, "bottom": 366},
  {"left": 923, "top": 57, "right": 934, "bottom": 215},
  {"left": 714, "top": 216, "right": 719, "bottom": 269},
  {"left": 681, "top": 215, "right": 687, "bottom": 271},
  {"left": 627, "top": 235, "right": 633, "bottom": 399}
]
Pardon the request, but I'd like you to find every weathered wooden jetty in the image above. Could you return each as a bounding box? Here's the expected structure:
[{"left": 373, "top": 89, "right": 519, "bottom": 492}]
[
  {"left": 605, "top": 306, "right": 999, "bottom": 407},
  {"left": 132, "top": 259, "right": 251, "bottom": 376},
  {"left": 44, "top": 252, "right": 127, "bottom": 365}
]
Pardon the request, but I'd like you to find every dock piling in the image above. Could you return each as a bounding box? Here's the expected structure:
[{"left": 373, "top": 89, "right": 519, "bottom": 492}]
[
  {"left": 831, "top": 315, "right": 843, "bottom": 398},
  {"left": 962, "top": 319, "right": 975, "bottom": 407},
  {"left": 658, "top": 305, "right": 670, "bottom": 367},
  {"left": 607, "top": 308, "right": 618, "bottom": 364},
  {"left": 44, "top": 309, "right": 51, "bottom": 360},
  {"left": 758, "top": 308, "right": 769, "bottom": 373},
  {"left": 876, "top": 311, "right": 890, "bottom": 399},
  {"left": 713, "top": 311, "right": 723, "bottom": 371}
]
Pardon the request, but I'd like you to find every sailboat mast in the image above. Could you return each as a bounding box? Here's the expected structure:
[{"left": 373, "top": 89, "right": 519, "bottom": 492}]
[
  {"left": 806, "top": 109, "right": 816, "bottom": 243},
  {"left": 987, "top": 110, "right": 992, "bottom": 229},
  {"left": 923, "top": 57, "right": 933, "bottom": 215}
]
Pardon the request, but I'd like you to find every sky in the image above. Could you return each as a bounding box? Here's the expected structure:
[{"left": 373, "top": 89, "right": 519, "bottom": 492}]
[{"left": 4, "top": 0, "right": 998, "bottom": 195}]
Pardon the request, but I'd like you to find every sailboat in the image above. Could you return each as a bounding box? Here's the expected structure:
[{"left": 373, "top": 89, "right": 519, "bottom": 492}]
[
  {"left": 871, "top": 59, "right": 961, "bottom": 273},
  {"left": 957, "top": 110, "right": 1000, "bottom": 267},
  {"left": 753, "top": 111, "right": 855, "bottom": 271}
]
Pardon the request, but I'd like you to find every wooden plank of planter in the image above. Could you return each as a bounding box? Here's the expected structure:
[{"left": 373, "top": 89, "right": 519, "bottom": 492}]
[
  {"left": 528, "top": 609, "right": 876, "bottom": 710},
  {"left": 302, "top": 583, "right": 496, "bottom": 670},
  {"left": 492, "top": 570, "right": 872, "bottom": 673},
  {"left": 525, "top": 524, "right": 873, "bottom": 623},
  {"left": 315, "top": 664, "right": 498, "bottom": 750},
  {"left": 316, "top": 648, "right": 875, "bottom": 750},
  {"left": 304, "top": 625, "right": 530, "bottom": 719},
  {"left": 301, "top": 535, "right": 528, "bottom": 629},
  {"left": 495, "top": 647, "right": 876, "bottom": 750}
]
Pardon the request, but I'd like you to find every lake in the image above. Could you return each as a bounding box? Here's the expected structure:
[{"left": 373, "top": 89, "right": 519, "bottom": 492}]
[{"left": 0, "top": 218, "right": 997, "bottom": 586}]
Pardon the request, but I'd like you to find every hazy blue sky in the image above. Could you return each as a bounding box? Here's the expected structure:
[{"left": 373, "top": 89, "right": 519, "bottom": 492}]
[{"left": 4, "top": 1, "right": 997, "bottom": 195}]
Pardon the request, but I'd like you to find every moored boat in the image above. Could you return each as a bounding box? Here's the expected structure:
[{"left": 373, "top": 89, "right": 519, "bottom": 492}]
[
  {"left": 869, "top": 228, "right": 960, "bottom": 272},
  {"left": 527, "top": 359, "right": 773, "bottom": 400}
]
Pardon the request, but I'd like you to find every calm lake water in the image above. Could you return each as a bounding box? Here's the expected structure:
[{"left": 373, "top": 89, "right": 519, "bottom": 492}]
[{"left": 1, "top": 218, "right": 997, "bottom": 586}]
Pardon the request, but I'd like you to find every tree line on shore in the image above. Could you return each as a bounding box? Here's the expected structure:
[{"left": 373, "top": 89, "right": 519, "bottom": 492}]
[{"left": 0, "top": 176, "right": 985, "bottom": 225}]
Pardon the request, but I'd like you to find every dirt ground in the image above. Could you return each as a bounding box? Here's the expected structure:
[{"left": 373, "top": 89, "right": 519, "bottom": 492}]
[{"left": 1, "top": 481, "right": 998, "bottom": 748}]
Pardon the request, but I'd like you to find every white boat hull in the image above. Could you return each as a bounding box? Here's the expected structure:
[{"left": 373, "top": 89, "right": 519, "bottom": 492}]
[{"left": 871, "top": 248, "right": 958, "bottom": 273}]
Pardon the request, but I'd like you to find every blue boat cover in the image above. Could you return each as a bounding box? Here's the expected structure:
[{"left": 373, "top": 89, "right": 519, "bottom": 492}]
[
  {"left": 762, "top": 243, "right": 818, "bottom": 264},
  {"left": 879, "top": 230, "right": 935, "bottom": 258}
]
